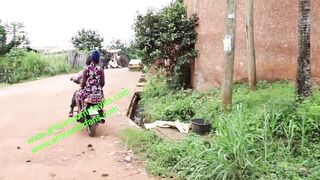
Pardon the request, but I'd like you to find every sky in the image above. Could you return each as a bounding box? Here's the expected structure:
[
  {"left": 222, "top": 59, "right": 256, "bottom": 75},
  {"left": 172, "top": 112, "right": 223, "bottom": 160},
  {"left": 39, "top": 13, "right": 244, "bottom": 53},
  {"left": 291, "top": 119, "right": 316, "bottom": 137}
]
[{"left": 0, "top": 0, "right": 172, "bottom": 49}]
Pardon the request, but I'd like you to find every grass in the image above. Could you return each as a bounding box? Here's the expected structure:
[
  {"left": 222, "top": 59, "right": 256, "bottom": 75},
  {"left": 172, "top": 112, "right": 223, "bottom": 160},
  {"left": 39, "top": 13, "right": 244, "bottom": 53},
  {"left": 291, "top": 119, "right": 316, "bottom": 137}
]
[
  {"left": 0, "top": 49, "right": 80, "bottom": 84},
  {"left": 0, "top": 56, "right": 7, "bottom": 66},
  {"left": 0, "top": 83, "right": 9, "bottom": 88},
  {"left": 120, "top": 74, "right": 320, "bottom": 179}
]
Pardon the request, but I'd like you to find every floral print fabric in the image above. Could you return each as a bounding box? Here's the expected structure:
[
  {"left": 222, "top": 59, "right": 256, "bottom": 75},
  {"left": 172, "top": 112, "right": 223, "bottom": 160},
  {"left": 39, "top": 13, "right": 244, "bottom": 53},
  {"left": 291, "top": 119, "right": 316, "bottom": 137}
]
[{"left": 77, "top": 63, "right": 104, "bottom": 102}]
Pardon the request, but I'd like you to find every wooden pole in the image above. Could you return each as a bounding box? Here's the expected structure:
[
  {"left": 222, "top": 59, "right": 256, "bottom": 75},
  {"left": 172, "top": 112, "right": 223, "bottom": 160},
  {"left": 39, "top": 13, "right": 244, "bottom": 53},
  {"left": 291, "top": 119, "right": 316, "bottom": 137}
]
[
  {"left": 221, "top": 0, "right": 237, "bottom": 110},
  {"left": 296, "top": 0, "right": 312, "bottom": 99},
  {"left": 246, "top": 0, "right": 256, "bottom": 91}
]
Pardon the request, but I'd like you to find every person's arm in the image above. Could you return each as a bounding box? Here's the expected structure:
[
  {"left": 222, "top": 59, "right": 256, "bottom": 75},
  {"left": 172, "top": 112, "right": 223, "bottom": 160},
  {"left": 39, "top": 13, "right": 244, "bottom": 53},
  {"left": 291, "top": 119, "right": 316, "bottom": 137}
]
[
  {"left": 76, "top": 71, "right": 83, "bottom": 81},
  {"left": 100, "top": 69, "right": 105, "bottom": 87},
  {"left": 81, "top": 69, "right": 88, "bottom": 89}
]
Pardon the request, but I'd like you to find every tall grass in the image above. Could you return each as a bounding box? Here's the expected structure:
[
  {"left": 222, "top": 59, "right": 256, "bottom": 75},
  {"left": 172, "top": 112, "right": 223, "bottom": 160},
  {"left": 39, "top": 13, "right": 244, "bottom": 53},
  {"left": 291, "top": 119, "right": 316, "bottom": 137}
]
[
  {"left": 0, "top": 49, "right": 77, "bottom": 84},
  {"left": 121, "top": 77, "right": 320, "bottom": 179}
]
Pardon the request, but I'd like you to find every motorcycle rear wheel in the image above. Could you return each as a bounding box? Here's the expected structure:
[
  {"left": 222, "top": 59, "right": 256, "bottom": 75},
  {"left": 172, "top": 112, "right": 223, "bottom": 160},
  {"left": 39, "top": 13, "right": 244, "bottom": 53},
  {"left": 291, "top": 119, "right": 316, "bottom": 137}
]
[{"left": 87, "top": 123, "right": 97, "bottom": 137}]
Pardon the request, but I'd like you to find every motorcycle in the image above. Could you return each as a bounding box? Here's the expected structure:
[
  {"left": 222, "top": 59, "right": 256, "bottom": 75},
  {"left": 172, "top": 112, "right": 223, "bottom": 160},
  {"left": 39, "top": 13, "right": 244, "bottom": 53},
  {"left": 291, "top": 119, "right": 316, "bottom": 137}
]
[{"left": 70, "top": 77, "right": 105, "bottom": 137}]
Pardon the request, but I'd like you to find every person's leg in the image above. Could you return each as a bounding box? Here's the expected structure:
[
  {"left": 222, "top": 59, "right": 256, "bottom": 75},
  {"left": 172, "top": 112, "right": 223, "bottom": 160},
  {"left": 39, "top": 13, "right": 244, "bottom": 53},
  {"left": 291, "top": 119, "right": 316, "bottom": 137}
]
[
  {"left": 69, "top": 91, "right": 77, "bottom": 117},
  {"left": 75, "top": 96, "right": 81, "bottom": 114},
  {"left": 75, "top": 91, "right": 83, "bottom": 114}
]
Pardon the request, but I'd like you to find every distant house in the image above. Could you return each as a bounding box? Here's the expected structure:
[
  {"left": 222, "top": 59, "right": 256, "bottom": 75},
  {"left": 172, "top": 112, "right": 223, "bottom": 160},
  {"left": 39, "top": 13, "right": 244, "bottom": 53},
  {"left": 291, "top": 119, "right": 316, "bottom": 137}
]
[{"left": 184, "top": 0, "right": 320, "bottom": 90}]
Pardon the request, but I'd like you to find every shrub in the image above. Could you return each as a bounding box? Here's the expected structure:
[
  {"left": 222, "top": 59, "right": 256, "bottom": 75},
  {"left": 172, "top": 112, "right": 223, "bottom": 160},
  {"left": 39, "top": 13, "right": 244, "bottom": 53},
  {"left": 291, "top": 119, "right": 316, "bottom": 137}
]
[
  {"left": 6, "top": 48, "right": 27, "bottom": 60},
  {"left": 134, "top": 0, "right": 198, "bottom": 89},
  {"left": 140, "top": 74, "right": 220, "bottom": 122},
  {"left": 141, "top": 70, "right": 168, "bottom": 98},
  {"left": 2, "top": 48, "right": 73, "bottom": 83}
]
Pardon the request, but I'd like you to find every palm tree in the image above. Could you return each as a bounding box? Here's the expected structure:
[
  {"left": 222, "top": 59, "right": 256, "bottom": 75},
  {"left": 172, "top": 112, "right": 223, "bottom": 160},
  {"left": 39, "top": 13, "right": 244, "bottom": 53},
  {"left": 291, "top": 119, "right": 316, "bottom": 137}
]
[{"left": 296, "top": 0, "right": 312, "bottom": 98}]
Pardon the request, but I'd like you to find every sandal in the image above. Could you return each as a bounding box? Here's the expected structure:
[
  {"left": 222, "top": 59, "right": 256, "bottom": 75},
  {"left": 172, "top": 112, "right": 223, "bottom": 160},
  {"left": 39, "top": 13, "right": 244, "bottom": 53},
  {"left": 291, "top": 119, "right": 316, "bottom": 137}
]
[{"left": 68, "top": 111, "right": 74, "bottom": 117}]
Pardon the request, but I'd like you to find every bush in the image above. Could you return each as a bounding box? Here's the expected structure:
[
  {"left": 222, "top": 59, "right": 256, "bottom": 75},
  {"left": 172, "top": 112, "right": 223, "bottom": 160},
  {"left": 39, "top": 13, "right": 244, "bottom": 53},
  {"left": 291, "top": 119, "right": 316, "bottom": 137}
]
[
  {"left": 134, "top": 0, "right": 198, "bottom": 89},
  {"left": 6, "top": 48, "right": 27, "bottom": 60},
  {"left": 140, "top": 73, "right": 220, "bottom": 122},
  {"left": 141, "top": 70, "right": 168, "bottom": 98},
  {"left": 1, "top": 48, "right": 73, "bottom": 84}
]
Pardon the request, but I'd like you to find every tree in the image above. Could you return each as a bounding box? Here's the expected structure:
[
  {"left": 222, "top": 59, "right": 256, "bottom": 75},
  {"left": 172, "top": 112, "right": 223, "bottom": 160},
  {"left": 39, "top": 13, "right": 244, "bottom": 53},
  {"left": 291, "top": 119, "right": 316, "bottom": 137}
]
[
  {"left": 0, "top": 20, "right": 6, "bottom": 54},
  {"left": 134, "top": 0, "right": 198, "bottom": 89},
  {"left": 107, "top": 39, "right": 126, "bottom": 50},
  {"left": 107, "top": 39, "right": 139, "bottom": 60},
  {"left": 221, "top": 0, "right": 238, "bottom": 110},
  {"left": 124, "top": 42, "right": 140, "bottom": 60},
  {"left": 246, "top": 0, "right": 256, "bottom": 91},
  {"left": 296, "top": 0, "right": 312, "bottom": 99},
  {"left": 134, "top": 11, "right": 162, "bottom": 65},
  {"left": 5, "top": 22, "right": 30, "bottom": 49},
  {"left": 71, "top": 29, "right": 104, "bottom": 51},
  {"left": 0, "top": 21, "right": 30, "bottom": 55}
]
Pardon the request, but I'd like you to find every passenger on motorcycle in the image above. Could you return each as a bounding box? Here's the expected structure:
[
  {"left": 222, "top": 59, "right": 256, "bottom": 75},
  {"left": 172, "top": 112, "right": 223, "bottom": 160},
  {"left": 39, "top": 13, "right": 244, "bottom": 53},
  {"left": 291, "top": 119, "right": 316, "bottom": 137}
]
[
  {"left": 68, "top": 56, "right": 91, "bottom": 117},
  {"left": 76, "top": 50, "right": 105, "bottom": 113}
]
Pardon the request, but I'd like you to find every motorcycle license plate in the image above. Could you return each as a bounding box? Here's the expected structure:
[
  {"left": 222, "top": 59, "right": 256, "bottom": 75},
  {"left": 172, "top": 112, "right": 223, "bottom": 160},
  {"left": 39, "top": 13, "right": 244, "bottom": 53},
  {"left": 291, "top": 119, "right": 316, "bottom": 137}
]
[{"left": 88, "top": 108, "right": 99, "bottom": 116}]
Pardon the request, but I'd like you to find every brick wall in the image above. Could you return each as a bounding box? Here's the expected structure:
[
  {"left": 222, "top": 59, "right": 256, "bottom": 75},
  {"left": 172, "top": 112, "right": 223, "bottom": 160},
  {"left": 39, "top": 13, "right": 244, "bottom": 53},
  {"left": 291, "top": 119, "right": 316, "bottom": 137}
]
[{"left": 184, "top": 0, "right": 320, "bottom": 90}]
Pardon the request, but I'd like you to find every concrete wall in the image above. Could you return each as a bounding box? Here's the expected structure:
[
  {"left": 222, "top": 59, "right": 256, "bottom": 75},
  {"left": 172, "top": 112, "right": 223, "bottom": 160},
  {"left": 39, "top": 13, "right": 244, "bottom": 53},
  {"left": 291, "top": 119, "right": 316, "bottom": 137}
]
[{"left": 184, "top": 0, "right": 320, "bottom": 90}]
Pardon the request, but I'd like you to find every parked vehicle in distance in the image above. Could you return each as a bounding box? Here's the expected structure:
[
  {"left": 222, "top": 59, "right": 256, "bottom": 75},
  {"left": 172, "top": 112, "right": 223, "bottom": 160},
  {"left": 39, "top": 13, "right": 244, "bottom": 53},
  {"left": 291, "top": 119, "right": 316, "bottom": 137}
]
[{"left": 128, "top": 59, "right": 143, "bottom": 71}]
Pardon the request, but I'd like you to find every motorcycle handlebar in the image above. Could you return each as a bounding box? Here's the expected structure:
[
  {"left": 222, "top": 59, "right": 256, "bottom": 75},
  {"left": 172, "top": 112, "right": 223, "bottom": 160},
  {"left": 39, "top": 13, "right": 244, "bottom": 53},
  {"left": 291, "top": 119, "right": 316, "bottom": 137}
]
[{"left": 70, "top": 77, "right": 80, "bottom": 84}]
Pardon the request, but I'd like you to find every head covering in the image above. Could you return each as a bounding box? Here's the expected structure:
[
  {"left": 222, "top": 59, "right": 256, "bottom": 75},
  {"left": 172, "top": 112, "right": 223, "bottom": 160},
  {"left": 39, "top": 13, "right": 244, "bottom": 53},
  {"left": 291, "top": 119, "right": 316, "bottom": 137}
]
[{"left": 91, "top": 50, "right": 100, "bottom": 64}]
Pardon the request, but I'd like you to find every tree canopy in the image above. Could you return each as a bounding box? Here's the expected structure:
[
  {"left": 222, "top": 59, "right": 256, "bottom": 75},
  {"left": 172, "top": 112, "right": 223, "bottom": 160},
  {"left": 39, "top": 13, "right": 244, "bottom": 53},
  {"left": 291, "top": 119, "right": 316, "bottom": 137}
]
[
  {"left": 133, "top": 0, "right": 198, "bottom": 88},
  {"left": 0, "top": 21, "right": 6, "bottom": 54},
  {"left": 71, "top": 29, "right": 104, "bottom": 51},
  {"left": 0, "top": 21, "right": 30, "bottom": 55},
  {"left": 107, "top": 39, "right": 139, "bottom": 60}
]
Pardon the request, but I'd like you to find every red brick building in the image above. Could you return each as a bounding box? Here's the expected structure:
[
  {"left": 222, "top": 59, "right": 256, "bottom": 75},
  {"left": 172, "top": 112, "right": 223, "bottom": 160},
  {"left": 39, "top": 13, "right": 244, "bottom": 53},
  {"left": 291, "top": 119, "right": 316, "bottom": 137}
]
[{"left": 184, "top": 0, "right": 320, "bottom": 90}]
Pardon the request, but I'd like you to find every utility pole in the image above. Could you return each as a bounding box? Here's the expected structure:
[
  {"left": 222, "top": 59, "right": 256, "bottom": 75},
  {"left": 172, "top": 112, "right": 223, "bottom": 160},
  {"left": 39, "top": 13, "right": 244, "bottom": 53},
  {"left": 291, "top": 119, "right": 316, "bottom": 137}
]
[
  {"left": 246, "top": 0, "right": 256, "bottom": 91},
  {"left": 221, "top": 0, "right": 237, "bottom": 110},
  {"left": 296, "top": 0, "right": 312, "bottom": 99}
]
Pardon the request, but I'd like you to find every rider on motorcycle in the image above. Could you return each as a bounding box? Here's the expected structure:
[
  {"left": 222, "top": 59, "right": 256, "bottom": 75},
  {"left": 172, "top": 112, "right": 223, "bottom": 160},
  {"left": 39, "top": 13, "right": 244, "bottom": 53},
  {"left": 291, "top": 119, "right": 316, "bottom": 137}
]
[{"left": 76, "top": 50, "right": 105, "bottom": 114}]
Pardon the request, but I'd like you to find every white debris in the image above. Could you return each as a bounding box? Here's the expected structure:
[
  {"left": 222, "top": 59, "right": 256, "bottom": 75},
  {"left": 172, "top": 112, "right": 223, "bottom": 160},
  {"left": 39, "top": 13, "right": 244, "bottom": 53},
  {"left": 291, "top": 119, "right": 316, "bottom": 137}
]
[
  {"left": 144, "top": 121, "right": 190, "bottom": 133},
  {"left": 124, "top": 156, "right": 132, "bottom": 163}
]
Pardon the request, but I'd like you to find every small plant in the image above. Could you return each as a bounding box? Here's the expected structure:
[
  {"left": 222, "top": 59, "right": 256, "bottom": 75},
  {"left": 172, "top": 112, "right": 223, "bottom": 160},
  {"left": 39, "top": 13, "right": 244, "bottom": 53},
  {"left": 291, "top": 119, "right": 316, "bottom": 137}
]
[{"left": 120, "top": 129, "right": 161, "bottom": 156}]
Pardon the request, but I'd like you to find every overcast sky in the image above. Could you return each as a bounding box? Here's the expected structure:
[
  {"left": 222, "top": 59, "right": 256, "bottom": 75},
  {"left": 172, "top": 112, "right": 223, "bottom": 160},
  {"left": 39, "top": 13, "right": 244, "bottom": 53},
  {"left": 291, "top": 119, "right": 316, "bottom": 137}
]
[{"left": 0, "top": 0, "right": 172, "bottom": 49}]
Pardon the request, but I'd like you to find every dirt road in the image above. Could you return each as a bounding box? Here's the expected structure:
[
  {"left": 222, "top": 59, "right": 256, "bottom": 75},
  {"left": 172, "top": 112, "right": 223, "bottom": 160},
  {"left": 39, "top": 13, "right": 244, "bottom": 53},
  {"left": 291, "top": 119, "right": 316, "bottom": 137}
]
[{"left": 0, "top": 68, "right": 155, "bottom": 180}]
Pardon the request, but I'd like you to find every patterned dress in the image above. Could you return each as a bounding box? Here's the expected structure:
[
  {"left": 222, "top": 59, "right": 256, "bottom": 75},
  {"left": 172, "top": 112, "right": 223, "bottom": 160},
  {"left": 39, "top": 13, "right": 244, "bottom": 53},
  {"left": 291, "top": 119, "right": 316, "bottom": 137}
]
[{"left": 77, "top": 63, "right": 104, "bottom": 102}]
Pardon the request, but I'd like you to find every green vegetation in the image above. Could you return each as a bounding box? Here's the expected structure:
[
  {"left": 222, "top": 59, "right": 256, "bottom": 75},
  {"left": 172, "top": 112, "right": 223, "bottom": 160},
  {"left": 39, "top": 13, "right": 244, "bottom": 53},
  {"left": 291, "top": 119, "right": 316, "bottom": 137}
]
[
  {"left": 121, "top": 75, "right": 320, "bottom": 179},
  {"left": 107, "top": 39, "right": 139, "bottom": 60},
  {"left": 140, "top": 73, "right": 217, "bottom": 123},
  {"left": 71, "top": 29, "right": 104, "bottom": 51},
  {"left": 134, "top": 0, "right": 198, "bottom": 89},
  {"left": 0, "top": 20, "right": 30, "bottom": 55},
  {"left": 0, "top": 20, "right": 74, "bottom": 84},
  {"left": 0, "top": 56, "right": 7, "bottom": 66},
  {"left": 0, "top": 48, "right": 77, "bottom": 84}
]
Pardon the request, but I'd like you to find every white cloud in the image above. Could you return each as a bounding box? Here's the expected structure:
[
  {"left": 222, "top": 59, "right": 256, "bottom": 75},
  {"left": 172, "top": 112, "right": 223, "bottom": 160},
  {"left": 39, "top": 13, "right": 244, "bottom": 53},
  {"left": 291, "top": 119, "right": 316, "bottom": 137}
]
[{"left": 0, "top": 0, "right": 172, "bottom": 48}]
